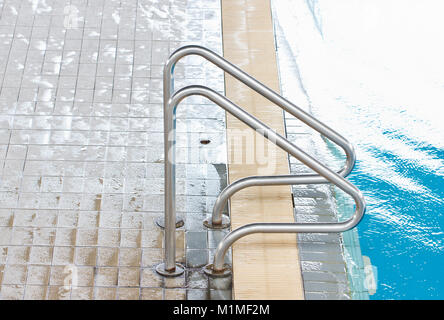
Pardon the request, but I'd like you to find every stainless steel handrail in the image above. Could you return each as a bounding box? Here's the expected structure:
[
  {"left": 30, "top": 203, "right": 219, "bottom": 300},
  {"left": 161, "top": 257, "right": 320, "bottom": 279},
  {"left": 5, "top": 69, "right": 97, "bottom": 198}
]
[
  {"left": 157, "top": 85, "right": 365, "bottom": 276},
  {"left": 164, "top": 45, "right": 355, "bottom": 231},
  {"left": 155, "top": 45, "right": 366, "bottom": 277}
]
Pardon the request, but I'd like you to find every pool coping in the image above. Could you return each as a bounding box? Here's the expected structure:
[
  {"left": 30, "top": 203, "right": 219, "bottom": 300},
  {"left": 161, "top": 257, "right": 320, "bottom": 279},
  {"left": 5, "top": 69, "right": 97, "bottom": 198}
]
[{"left": 221, "top": 0, "right": 304, "bottom": 300}]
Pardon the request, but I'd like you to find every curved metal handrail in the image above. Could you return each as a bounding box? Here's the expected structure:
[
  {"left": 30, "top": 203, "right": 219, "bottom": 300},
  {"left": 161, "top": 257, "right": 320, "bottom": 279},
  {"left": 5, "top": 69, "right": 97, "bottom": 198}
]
[
  {"left": 156, "top": 85, "right": 365, "bottom": 276},
  {"left": 164, "top": 45, "right": 356, "bottom": 228},
  {"left": 210, "top": 172, "right": 344, "bottom": 229},
  {"left": 156, "top": 45, "right": 365, "bottom": 277}
]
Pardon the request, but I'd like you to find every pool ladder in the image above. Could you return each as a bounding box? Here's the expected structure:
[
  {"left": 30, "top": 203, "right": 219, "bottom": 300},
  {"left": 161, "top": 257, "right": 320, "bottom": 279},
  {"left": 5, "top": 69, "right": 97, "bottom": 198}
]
[{"left": 155, "top": 45, "right": 366, "bottom": 277}]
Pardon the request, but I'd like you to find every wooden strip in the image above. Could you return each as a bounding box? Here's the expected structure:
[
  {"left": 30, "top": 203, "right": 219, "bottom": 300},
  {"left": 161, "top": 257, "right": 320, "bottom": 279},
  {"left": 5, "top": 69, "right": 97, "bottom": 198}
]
[{"left": 221, "top": 0, "right": 304, "bottom": 299}]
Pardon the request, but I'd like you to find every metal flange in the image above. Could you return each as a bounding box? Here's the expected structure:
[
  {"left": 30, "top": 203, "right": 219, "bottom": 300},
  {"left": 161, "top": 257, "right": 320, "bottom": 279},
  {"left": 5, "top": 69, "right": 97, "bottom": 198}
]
[
  {"left": 203, "top": 215, "right": 230, "bottom": 229},
  {"left": 155, "top": 263, "right": 185, "bottom": 277},
  {"left": 155, "top": 217, "right": 184, "bottom": 229},
  {"left": 203, "top": 263, "right": 232, "bottom": 277}
]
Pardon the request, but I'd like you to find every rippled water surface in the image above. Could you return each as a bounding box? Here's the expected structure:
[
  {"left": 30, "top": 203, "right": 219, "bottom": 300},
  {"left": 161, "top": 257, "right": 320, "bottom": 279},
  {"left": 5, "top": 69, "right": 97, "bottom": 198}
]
[{"left": 274, "top": 0, "right": 444, "bottom": 299}]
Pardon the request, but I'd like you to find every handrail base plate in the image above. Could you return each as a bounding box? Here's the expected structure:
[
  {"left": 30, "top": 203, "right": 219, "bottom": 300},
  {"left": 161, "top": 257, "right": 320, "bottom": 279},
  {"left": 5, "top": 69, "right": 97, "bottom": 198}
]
[
  {"left": 203, "top": 215, "right": 230, "bottom": 229},
  {"left": 203, "top": 263, "right": 232, "bottom": 278},
  {"left": 156, "top": 217, "right": 184, "bottom": 229},
  {"left": 155, "top": 263, "right": 185, "bottom": 277}
]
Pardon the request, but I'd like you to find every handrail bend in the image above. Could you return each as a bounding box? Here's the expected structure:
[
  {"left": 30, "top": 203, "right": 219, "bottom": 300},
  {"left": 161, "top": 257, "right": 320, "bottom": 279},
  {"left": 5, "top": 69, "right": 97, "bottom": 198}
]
[
  {"left": 163, "top": 45, "right": 356, "bottom": 228},
  {"left": 211, "top": 172, "right": 344, "bottom": 228}
]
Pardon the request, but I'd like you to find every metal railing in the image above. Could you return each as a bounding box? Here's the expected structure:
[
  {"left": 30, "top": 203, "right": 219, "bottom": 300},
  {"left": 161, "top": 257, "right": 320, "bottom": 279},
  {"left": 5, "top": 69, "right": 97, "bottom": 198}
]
[{"left": 155, "top": 45, "right": 366, "bottom": 277}]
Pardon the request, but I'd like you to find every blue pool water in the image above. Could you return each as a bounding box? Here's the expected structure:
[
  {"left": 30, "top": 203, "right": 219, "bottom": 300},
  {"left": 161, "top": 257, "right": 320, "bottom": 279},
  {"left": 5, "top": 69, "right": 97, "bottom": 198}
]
[{"left": 274, "top": 0, "right": 444, "bottom": 299}]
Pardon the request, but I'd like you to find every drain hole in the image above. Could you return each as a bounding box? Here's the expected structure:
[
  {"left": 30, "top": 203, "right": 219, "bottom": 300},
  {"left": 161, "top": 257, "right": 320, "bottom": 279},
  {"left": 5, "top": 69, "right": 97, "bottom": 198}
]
[{"left": 200, "top": 139, "right": 211, "bottom": 145}]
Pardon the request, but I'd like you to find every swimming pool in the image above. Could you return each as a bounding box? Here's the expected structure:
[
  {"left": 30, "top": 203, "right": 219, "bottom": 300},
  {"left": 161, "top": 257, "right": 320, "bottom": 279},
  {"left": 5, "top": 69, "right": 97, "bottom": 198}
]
[{"left": 273, "top": 0, "right": 444, "bottom": 299}]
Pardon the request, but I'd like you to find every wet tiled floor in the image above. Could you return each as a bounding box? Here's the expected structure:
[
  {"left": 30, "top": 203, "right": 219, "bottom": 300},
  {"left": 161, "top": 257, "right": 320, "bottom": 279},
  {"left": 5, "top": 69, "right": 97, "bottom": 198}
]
[{"left": 0, "top": 0, "right": 231, "bottom": 300}]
